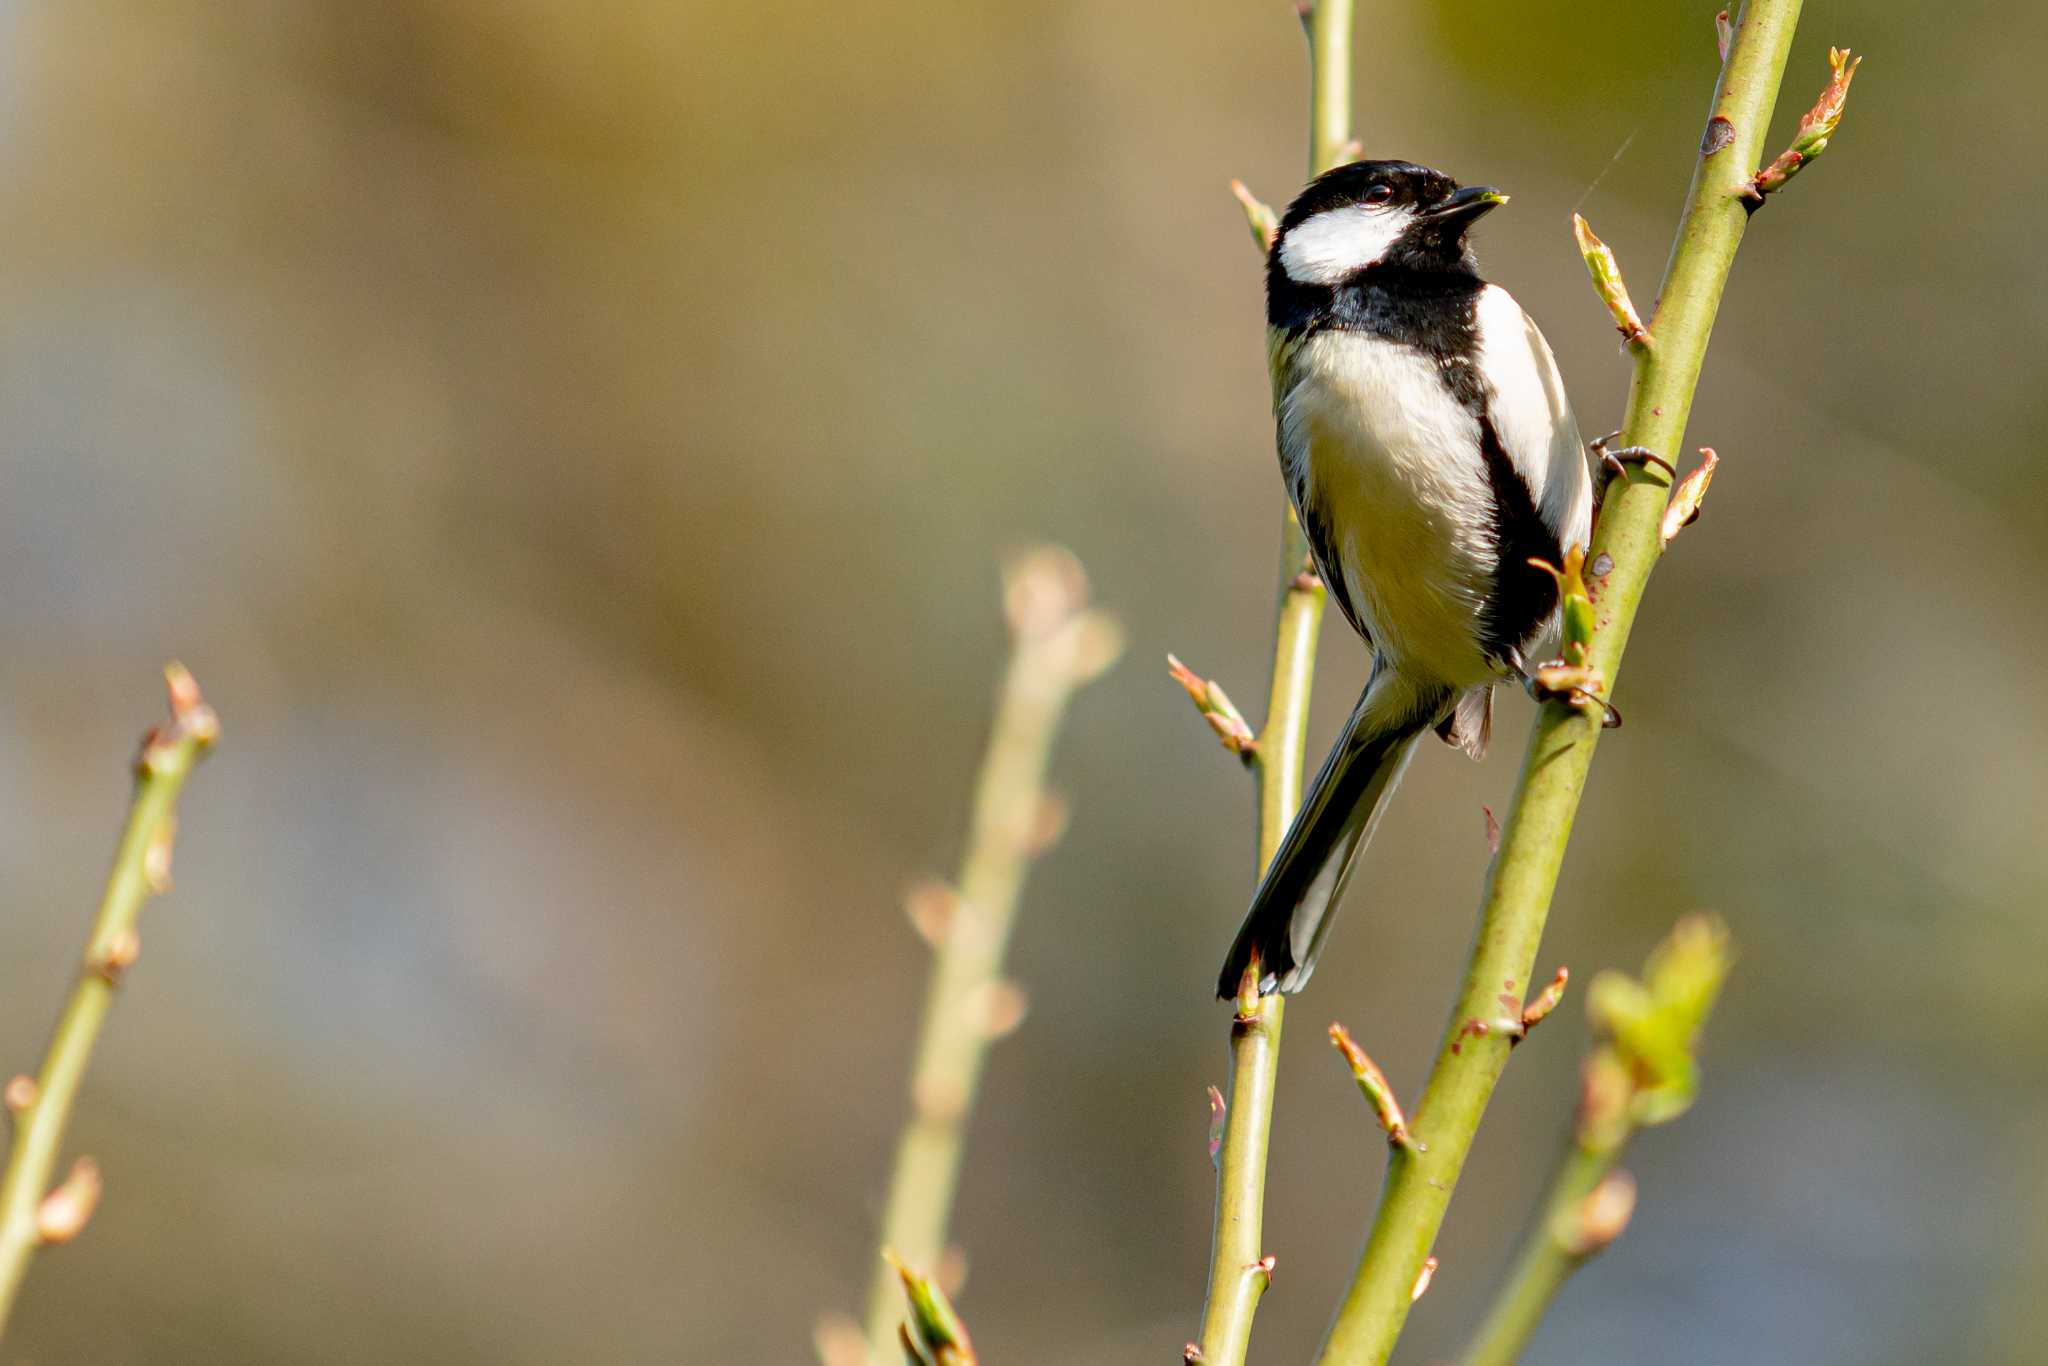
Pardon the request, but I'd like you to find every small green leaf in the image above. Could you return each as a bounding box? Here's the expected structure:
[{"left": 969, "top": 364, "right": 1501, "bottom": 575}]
[
  {"left": 885, "top": 1251, "right": 978, "bottom": 1366},
  {"left": 1584, "top": 917, "right": 1732, "bottom": 1128}
]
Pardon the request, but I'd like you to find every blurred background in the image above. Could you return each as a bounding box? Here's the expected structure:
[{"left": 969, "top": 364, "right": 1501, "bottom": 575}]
[{"left": 0, "top": 0, "right": 2040, "bottom": 1361}]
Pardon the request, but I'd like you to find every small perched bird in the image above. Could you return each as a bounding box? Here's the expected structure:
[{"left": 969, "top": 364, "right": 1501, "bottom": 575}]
[{"left": 1219, "top": 160, "right": 1596, "bottom": 998}]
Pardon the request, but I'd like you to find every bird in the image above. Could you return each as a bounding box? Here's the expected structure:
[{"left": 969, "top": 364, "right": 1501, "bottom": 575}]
[{"left": 1217, "top": 159, "right": 1600, "bottom": 999}]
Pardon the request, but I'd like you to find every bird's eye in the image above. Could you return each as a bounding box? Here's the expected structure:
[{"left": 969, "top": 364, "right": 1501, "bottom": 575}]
[{"left": 1364, "top": 184, "right": 1394, "bottom": 205}]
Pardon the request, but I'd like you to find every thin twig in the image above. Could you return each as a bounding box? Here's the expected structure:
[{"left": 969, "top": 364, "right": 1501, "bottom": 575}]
[
  {"left": 859, "top": 548, "right": 1120, "bottom": 1362},
  {"left": 1231, "top": 181, "right": 1279, "bottom": 252},
  {"left": 1571, "top": 214, "right": 1650, "bottom": 350},
  {"left": 0, "top": 665, "right": 219, "bottom": 1336},
  {"left": 1315, "top": 5, "right": 1833, "bottom": 1361},
  {"left": 1744, "top": 46, "right": 1862, "bottom": 204},
  {"left": 1193, "top": 1, "right": 1352, "bottom": 1359},
  {"left": 1167, "top": 655, "right": 1258, "bottom": 762},
  {"left": 1461, "top": 918, "right": 1731, "bottom": 1366},
  {"left": 1329, "top": 1025, "right": 1412, "bottom": 1149}
]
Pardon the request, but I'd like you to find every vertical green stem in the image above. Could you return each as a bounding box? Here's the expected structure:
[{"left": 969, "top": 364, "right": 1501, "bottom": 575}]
[
  {"left": 1197, "top": 524, "right": 1326, "bottom": 1366},
  {"left": 1195, "top": 3, "right": 1352, "bottom": 1359},
  {"left": 1308, "top": 0, "right": 1354, "bottom": 175},
  {"left": 862, "top": 551, "right": 1118, "bottom": 1362},
  {"left": 1314, "top": 4, "right": 1805, "bottom": 1361},
  {"left": 0, "top": 667, "right": 217, "bottom": 1339}
]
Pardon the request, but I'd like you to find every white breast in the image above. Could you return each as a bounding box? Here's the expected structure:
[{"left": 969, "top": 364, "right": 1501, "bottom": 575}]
[
  {"left": 1278, "top": 329, "right": 1499, "bottom": 687},
  {"left": 1274, "top": 287, "right": 1591, "bottom": 688}
]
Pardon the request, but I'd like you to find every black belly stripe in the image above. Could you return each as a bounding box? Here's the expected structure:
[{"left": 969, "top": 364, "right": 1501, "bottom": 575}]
[
  {"left": 1270, "top": 258, "right": 1564, "bottom": 665},
  {"left": 1295, "top": 495, "right": 1371, "bottom": 647},
  {"left": 1475, "top": 415, "right": 1563, "bottom": 661}
]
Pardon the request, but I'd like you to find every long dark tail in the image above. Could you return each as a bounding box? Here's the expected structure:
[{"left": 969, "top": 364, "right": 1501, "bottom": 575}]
[{"left": 1217, "top": 672, "right": 1443, "bottom": 997}]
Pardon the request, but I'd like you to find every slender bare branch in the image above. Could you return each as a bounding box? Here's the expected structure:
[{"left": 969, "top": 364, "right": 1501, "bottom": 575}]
[
  {"left": 858, "top": 548, "right": 1120, "bottom": 1362},
  {"left": 1193, "top": 0, "right": 1353, "bottom": 1358},
  {"left": 0, "top": 665, "right": 219, "bottom": 1337}
]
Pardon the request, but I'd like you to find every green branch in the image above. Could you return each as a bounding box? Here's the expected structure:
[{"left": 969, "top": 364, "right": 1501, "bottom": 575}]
[
  {"left": 1191, "top": 3, "right": 1351, "bottom": 1361},
  {"left": 1461, "top": 917, "right": 1732, "bottom": 1366},
  {"left": 1314, "top": 4, "right": 1849, "bottom": 1360},
  {"left": 0, "top": 665, "right": 219, "bottom": 1338},
  {"left": 857, "top": 548, "right": 1121, "bottom": 1363}
]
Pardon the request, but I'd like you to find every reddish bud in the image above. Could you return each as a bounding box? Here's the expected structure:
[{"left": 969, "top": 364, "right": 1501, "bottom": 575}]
[{"left": 36, "top": 1157, "right": 102, "bottom": 1245}]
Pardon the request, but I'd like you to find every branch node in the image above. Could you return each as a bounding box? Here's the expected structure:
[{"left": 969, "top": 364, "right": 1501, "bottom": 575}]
[
  {"left": 34, "top": 1157, "right": 102, "bottom": 1246},
  {"left": 1230, "top": 960, "right": 1266, "bottom": 1028},
  {"left": 1206, "top": 1085, "right": 1226, "bottom": 1171},
  {"left": 1747, "top": 47, "right": 1863, "bottom": 204},
  {"left": 1072, "top": 614, "right": 1128, "bottom": 683},
  {"left": 1002, "top": 546, "right": 1090, "bottom": 641},
  {"left": 1167, "top": 654, "right": 1259, "bottom": 763},
  {"left": 1016, "top": 790, "right": 1070, "bottom": 858},
  {"left": 1660, "top": 448, "right": 1721, "bottom": 548},
  {"left": 1512, "top": 967, "right": 1572, "bottom": 1045},
  {"left": 1525, "top": 547, "right": 1619, "bottom": 726},
  {"left": 1557, "top": 1169, "right": 1638, "bottom": 1258},
  {"left": 1715, "top": 9, "right": 1734, "bottom": 63},
  {"left": 163, "top": 661, "right": 220, "bottom": 743},
  {"left": 1329, "top": 1023, "right": 1412, "bottom": 1147},
  {"left": 1230, "top": 180, "right": 1279, "bottom": 252},
  {"left": 138, "top": 663, "right": 219, "bottom": 778},
  {"left": 1572, "top": 214, "right": 1649, "bottom": 350},
  {"left": 142, "top": 814, "right": 177, "bottom": 894},
  {"left": 965, "top": 980, "right": 1029, "bottom": 1041},
  {"left": 903, "top": 879, "right": 960, "bottom": 948},
  {"left": 88, "top": 928, "right": 142, "bottom": 985},
  {"left": 1410, "top": 1254, "right": 1439, "bottom": 1303},
  {"left": 3, "top": 1077, "right": 36, "bottom": 1117}
]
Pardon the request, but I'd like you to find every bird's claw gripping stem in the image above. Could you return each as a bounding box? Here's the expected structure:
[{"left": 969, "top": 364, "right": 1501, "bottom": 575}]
[
  {"left": 1525, "top": 666, "right": 1623, "bottom": 728},
  {"left": 1505, "top": 646, "right": 1623, "bottom": 730},
  {"left": 1590, "top": 431, "right": 1677, "bottom": 488}
]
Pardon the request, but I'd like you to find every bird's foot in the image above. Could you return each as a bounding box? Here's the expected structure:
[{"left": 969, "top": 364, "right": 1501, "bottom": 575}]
[
  {"left": 1589, "top": 431, "right": 1677, "bottom": 491},
  {"left": 1503, "top": 647, "right": 1622, "bottom": 729}
]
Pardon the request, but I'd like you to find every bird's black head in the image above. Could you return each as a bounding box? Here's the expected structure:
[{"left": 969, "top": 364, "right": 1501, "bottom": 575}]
[{"left": 1271, "top": 160, "right": 1506, "bottom": 284}]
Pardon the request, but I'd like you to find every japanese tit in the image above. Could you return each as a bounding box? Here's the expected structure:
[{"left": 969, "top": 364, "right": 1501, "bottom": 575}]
[{"left": 1219, "top": 160, "right": 1596, "bottom": 998}]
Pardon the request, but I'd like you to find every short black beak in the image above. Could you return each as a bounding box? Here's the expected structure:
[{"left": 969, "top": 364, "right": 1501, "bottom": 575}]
[{"left": 1424, "top": 185, "right": 1509, "bottom": 223}]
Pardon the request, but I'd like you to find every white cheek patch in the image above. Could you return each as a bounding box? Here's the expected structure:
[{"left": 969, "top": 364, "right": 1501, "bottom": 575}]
[{"left": 1278, "top": 204, "right": 1414, "bottom": 284}]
